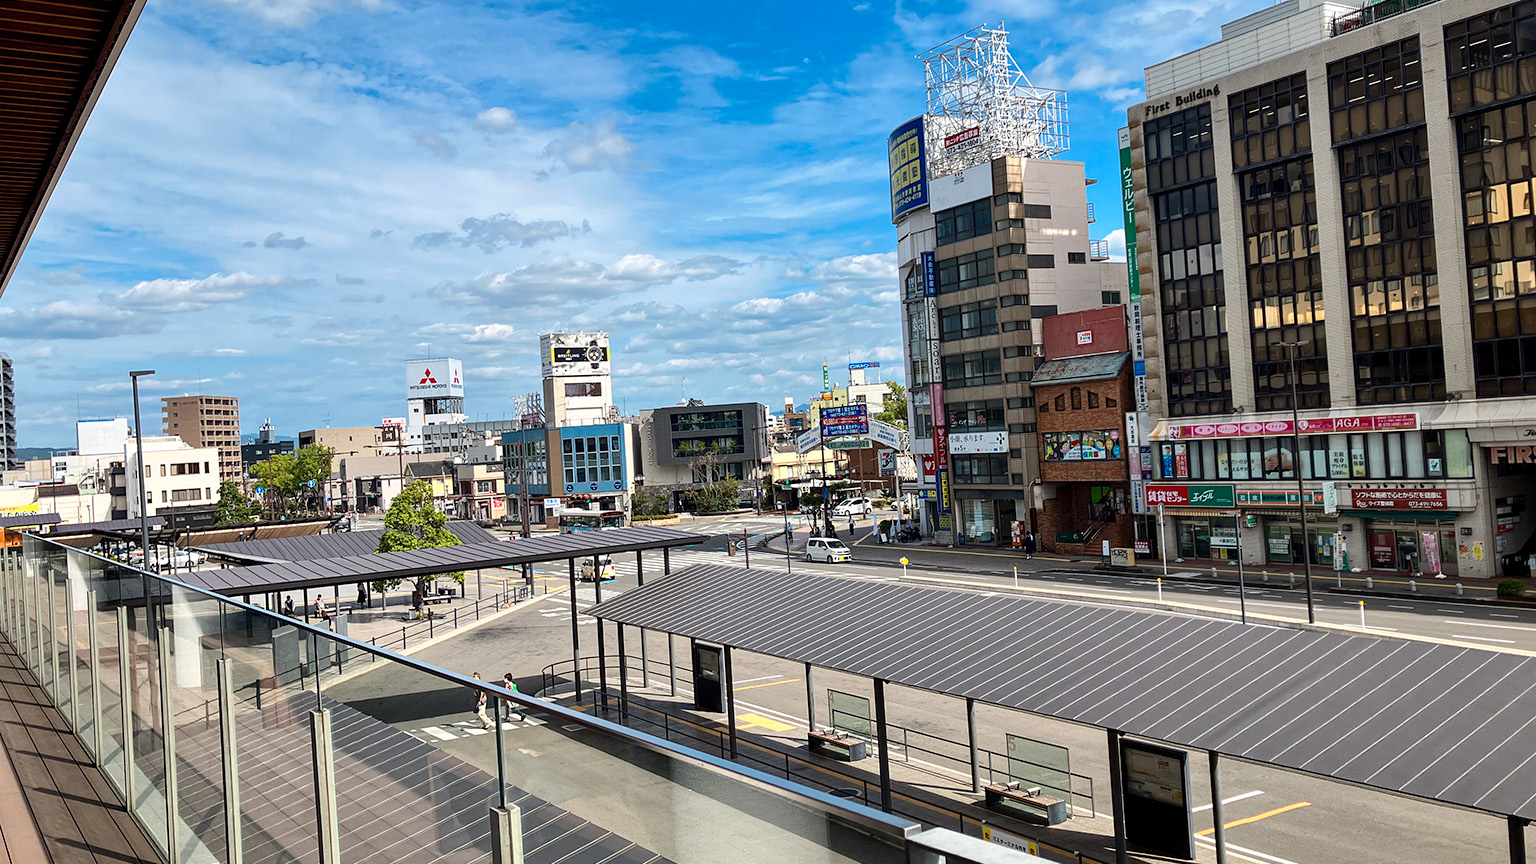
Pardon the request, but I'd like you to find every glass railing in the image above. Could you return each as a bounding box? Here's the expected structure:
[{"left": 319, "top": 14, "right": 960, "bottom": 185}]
[{"left": 1, "top": 534, "right": 1026, "bottom": 864}]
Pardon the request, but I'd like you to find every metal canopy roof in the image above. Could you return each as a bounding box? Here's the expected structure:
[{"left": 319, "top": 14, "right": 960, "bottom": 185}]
[
  {"left": 0, "top": 512, "right": 61, "bottom": 528},
  {"left": 45, "top": 515, "right": 161, "bottom": 534},
  {"left": 195, "top": 521, "right": 499, "bottom": 564},
  {"left": 181, "top": 526, "right": 706, "bottom": 594},
  {"left": 1, "top": 0, "right": 147, "bottom": 295},
  {"left": 589, "top": 565, "right": 1536, "bottom": 821}
]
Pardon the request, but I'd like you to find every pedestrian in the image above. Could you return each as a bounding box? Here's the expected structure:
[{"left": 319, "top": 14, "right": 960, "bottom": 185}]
[
  {"left": 471, "top": 673, "right": 493, "bottom": 729},
  {"left": 1023, "top": 531, "right": 1036, "bottom": 560},
  {"left": 501, "top": 673, "right": 525, "bottom": 722},
  {"left": 283, "top": 596, "right": 295, "bottom": 617},
  {"left": 848, "top": 515, "right": 855, "bottom": 535}
]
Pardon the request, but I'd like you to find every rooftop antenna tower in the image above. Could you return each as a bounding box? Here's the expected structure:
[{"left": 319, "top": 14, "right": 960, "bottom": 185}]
[{"left": 918, "top": 23, "right": 1068, "bottom": 178}]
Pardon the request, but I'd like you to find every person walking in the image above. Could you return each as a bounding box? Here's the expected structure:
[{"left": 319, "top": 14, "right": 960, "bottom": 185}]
[
  {"left": 501, "top": 673, "right": 526, "bottom": 722},
  {"left": 1023, "top": 531, "right": 1036, "bottom": 560},
  {"left": 471, "top": 672, "right": 493, "bottom": 729},
  {"left": 847, "top": 514, "right": 856, "bottom": 535}
]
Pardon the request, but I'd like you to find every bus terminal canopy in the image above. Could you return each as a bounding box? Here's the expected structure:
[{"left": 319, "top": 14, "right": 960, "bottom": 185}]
[
  {"left": 178, "top": 526, "right": 706, "bottom": 595},
  {"left": 589, "top": 564, "right": 1536, "bottom": 823}
]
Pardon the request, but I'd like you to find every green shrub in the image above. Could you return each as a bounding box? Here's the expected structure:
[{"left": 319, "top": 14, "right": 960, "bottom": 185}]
[{"left": 1497, "top": 578, "right": 1526, "bottom": 599}]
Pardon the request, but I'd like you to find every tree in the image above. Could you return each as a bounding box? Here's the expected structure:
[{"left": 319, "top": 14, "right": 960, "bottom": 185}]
[
  {"left": 633, "top": 489, "right": 668, "bottom": 518},
  {"left": 250, "top": 444, "right": 334, "bottom": 517},
  {"left": 688, "top": 449, "right": 740, "bottom": 514},
  {"left": 373, "top": 480, "right": 463, "bottom": 601},
  {"left": 875, "top": 381, "right": 908, "bottom": 429},
  {"left": 213, "top": 481, "right": 259, "bottom": 526}
]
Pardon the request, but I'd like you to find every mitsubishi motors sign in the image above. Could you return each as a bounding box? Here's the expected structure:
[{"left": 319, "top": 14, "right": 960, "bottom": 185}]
[{"left": 406, "top": 358, "right": 464, "bottom": 399}]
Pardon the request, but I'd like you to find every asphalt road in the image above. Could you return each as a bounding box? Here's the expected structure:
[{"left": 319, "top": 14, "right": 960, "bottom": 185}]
[{"left": 369, "top": 537, "right": 1526, "bottom": 864}]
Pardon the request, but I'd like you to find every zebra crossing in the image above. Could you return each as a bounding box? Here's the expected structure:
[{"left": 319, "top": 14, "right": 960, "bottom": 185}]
[{"left": 405, "top": 715, "right": 550, "bottom": 743}]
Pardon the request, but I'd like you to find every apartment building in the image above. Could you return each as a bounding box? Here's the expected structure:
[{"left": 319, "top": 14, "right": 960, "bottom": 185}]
[
  {"left": 162, "top": 394, "right": 241, "bottom": 483},
  {"left": 1126, "top": 0, "right": 1536, "bottom": 578},
  {"left": 0, "top": 354, "right": 14, "bottom": 471},
  {"left": 122, "top": 435, "right": 221, "bottom": 519}
]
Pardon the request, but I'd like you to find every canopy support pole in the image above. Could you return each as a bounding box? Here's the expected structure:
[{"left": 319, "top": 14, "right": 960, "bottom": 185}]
[
  {"left": 1209, "top": 751, "right": 1227, "bottom": 864},
  {"left": 874, "top": 678, "right": 892, "bottom": 813},
  {"left": 1108, "top": 729, "right": 1127, "bottom": 864},
  {"left": 1512, "top": 816, "right": 1528, "bottom": 864},
  {"left": 966, "top": 697, "right": 980, "bottom": 793},
  {"left": 724, "top": 645, "right": 738, "bottom": 759},
  {"left": 567, "top": 558, "right": 581, "bottom": 704}
]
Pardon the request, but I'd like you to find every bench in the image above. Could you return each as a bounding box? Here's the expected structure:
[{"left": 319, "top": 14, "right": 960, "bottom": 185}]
[
  {"left": 983, "top": 782, "right": 1068, "bottom": 826},
  {"left": 808, "top": 730, "right": 867, "bottom": 762},
  {"left": 421, "top": 594, "right": 455, "bottom": 606}
]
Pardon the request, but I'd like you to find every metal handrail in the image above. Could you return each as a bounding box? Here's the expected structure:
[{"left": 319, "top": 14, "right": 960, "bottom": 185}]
[{"left": 21, "top": 534, "right": 924, "bottom": 842}]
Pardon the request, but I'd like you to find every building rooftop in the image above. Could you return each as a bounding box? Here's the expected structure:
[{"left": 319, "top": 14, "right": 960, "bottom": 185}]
[{"left": 1031, "top": 351, "right": 1130, "bottom": 386}]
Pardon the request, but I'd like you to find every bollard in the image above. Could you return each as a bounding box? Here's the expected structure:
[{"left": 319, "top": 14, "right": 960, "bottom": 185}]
[
  {"left": 1211, "top": 566, "right": 1217, "bottom": 580},
  {"left": 401, "top": 626, "right": 407, "bottom": 650},
  {"left": 1262, "top": 570, "right": 1269, "bottom": 583},
  {"left": 1409, "top": 579, "right": 1417, "bottom": 593},
  {"left": 1336, "top": 571, "right": 1342, "bottom": 588},
  {"left": 1359, "top": 600, "right": 1366, "bottom": 630},
  {"left": 1366, "top": 576, "right": 1373, "bottom": 589},
  {"left": 1289, "top": 572, "right": 1296, "bottom": 587},
  {"left": 1456, "top": 583, "right": 1463, "bottom": 596},
  {"left": 1157, "top": 578, "right": 1163, "bottom": 603}
]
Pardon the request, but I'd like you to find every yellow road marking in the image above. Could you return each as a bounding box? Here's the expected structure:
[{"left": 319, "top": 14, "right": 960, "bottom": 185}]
[
  {"left": 1196, "top": 801, "right": 1311, "bottom": 836},
  {"left": 734, "top": 677, "right": 801, "bottom": 693},
  {"left": 735, "top": 712, "right": 795, "bottom": 732}
]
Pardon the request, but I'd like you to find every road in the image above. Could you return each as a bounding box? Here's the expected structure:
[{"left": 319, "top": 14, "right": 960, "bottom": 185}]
[{"left": 351, "top": 527, "right": 1525, "bottom": 864}]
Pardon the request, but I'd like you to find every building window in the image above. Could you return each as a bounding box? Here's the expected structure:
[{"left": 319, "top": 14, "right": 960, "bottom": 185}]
[
  {"left": 1088, "top": 391, "right": 1100, "bottom": 409},
  {"left": 996, "top": 243, "right": 1027, "bottom": 258},
  {"left": 994, "top": 192, "right": 1023, "bottom": 206},
  {"left": 1102, "top": 291, "right": 1122, "bottom": 305},
  {"left": 1445, "top": 8, "right": 1536, "bottom": 114},
  {"left": 671, "top": 411, "right": 742, "bottom": 432},
  {"left": 999, "top": 294, "right": 1030, "bottom": 307},
  {"left": 951, "top": 455, "right": 1009, "bottom": 485},
  {"left": 565, "top": 382, "right": 603, "bottom": 397},
  {"left": 940, "top": 300, "right": 999, "bottom": 340},
  {"left": 943, "top": 350, "right": 1003, "bottom": 388},
  {"left": 1026, "top": 254, "right": 1055, "bottom": 269},
  {"left": 1031, "top": 305, "right": 1058, "bottom": 318},
  {"left": 1154, "top": 430, "right": 1473, "bottom": 480},
  {"left": 996, "top": 218, "right": 1025, "bottom": 230},
  {"left": 936, "top": 249, "right": 996, "bottom": 294},
  {"left": 947, "top": 399, "right": 1005, "bottom": 431},
  {"left": 935, "top": 198, "right": 992, "bottom": 246},
  {"left": 1071, "top": 387, "right": 1083, "bottom": 409},
  {"left": 997, "top": 269, "right": 1028, "bottom": 282},
  {"left": 1329, "top": 36, "right": 1424, "bottom": 144},
  {"left": 1024, "top": 204, "right": 1053, "bottom": 218}
]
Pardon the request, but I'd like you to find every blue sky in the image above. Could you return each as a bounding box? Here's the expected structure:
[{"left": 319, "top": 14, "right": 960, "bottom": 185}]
[{"left": 5, "top": 0, "right": 1270, "bottom": 447}]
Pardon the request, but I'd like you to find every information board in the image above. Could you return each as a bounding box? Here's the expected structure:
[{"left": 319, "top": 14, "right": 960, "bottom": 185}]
[{"left": 1120, "top": 740, "right": 1193, "bottom": 859}]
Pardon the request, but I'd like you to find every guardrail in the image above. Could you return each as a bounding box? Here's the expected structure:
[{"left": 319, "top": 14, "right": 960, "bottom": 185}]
[{"left": 365, "top": 584, "right": 535, "bottom": 652}]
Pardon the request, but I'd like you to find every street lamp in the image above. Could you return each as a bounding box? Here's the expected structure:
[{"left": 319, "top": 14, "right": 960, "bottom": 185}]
[
  {"left": 130, "top": 370, "right": 155, "bottom": 572},
  {"left": 1272, "top": 341, "right": 1316, "bottom": 624}
]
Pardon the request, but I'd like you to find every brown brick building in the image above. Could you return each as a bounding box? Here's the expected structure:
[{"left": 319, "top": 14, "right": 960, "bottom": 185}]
[
  {"left": 1033, "top": 309, "right": 1135, "bottom": 555},
  {"left": 162, "top": 395, "right": 242, "bottom": 484}
]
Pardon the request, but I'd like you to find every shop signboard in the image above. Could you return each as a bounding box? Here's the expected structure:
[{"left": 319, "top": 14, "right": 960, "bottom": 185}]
[
  {"left": 1322, "top": 480, "right": 1338, "bottom": 515},
  {"left": 1369, "top": 531, "right": 1396, "bottom": 568},
  {"left": 950, "top": 431, "right": 1008, "bottom": 454},
  {"left": 827, "top": 437, "right": 869, "bottom": 450},
  {"left": 1488, "top": 445, "right": 1536, "bottom": 465},
  {"left": 888, "top": 117, "right": 928, "bottom": 221},
  {"left": 981, "top": 825, "right": 1039, "bottom": 856},
  {"left": 1145, "top": 484, "right": 1234, "bottom": 508},
  {"left": 1131, "top": 480, "right": 1146, "bottom": 515},
  {"left": 920, "top": 251, "right": 937, "bottom": 297},
  {"left": 1266, "top": 527, "right": 1292, "bottom": 561},
  {"left": 1165, "top": 413, "right": 1418, "bottom": 440},
  {"left": 848, "top": 361, "right": 880, "bottom": 370},
  {"left": 1350, "top": 489, "right": 1448, "bottom": 510},
  {"left": 920, "top": 454, "right": 936, "bottom": 480},
  {"left": 868, "top": 419, "right": 905, "bottom": 450},
  {"left": 931, "top": 382, "right": 952, "bottom": 531},
  {"left": 1236, "top": 489, "right": 1324, "bottom": 506},
  {"left": 1422, "top": 532, "right": 1442, "bottom": 574}
]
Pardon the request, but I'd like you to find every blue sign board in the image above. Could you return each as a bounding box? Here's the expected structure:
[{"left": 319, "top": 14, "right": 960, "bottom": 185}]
[
  {"left": 921, "top": 250, "right": 937, "bottom": 297},
  {"left": 1134, "top": 360, "right": 1146, "bottom": 376},
  {"left": 822, "top": 404, "right": 868, "bottom": 420},
  {"left": 823, "top": 420, "right": 869, "bottom": 437},
  {"left": 848, "top": 362, "right": 881, "bottom": 370},
  {"left": 888, "top": 117, "right": 928, "bottom": 221}
]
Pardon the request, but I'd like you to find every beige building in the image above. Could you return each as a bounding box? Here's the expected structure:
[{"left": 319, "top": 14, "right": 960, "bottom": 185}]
[
  {"left": 162, "top": 394, "right": 241, "bottom": 483},
  {"left": 299, "top": 425, "right": 390, "bottom": 458},
  {"left": 124, "top": 435, "right": 220, "bottom": 519}
]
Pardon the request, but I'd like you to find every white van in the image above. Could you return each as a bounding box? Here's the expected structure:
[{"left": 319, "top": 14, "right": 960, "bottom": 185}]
[
  {"left": 806, "top": 537, "right": 852, "bottom": 563},
  {"left": 832, "top": 497, "right": 873, "bottom": 518}
]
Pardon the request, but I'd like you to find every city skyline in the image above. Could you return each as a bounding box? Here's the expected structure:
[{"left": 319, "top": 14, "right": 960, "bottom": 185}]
[{"left": 2, "top": 0, "right": 1272, "bottom": 446}]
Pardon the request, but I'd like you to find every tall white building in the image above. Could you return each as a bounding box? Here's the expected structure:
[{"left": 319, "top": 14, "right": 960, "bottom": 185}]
[
  {"left": 541, "top": 332, "right": 615, "bottom": 427},
  {"left": 123, "top": 435, "right": 220, "bottom": 519},
  {"left": 893, "top": 25, "right": 1127, "bottom": 545},
  {"left": 404, "top": 358, "right": 465, "bottom": 450}
]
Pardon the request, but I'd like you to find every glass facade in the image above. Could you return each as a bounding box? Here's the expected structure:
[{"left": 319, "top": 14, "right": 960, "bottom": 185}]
[
  {"left": 1330, "top": 37, "right": 1445, "bottom": 404},
  {"left": 1148, "top": 104, "right": 1232, "bottom": 416},
  {"left": 1449, "top": 3, "right": 1536, "bottom": 395},
  {"left": 1232, "top": 73, "right": 1329, "bottom": 410},
  {"left": 1153, "top": 428, "right": 1474, "bottom": 480}
]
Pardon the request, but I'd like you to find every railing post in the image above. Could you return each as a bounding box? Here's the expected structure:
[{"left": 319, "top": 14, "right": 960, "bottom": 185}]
[
  {"left": 117, "top": 606, "right": 135, "bottom": 808},
  {"left": 874, "top": 678, "right": 891, "bottom": 812},
  {"left": 310, "top": 708, "right": 340, "bottom": 864},
  {"left": 490, "top": 804, "right": 524, "bottom": 864},
  {"left": 158, "top": 627, "right": 180, "bottom": 864},
  {"left": 966, "top": 697, "right": 980, "bottom": 794},
  {"left": 47, "top": 564, "right": 58, "bottom": 695},
  {"left": 88, "top": 590, "right": 102, "bottom": 759},
  {"left": 217, "top": 659, "right": 243, "bottom": 864},
  {"left": 65, "top": 577, "right": 78, "bottom": 732},
  {"left": 667, "top": 633, "right": 676, "bottom": 697},
  {"left": 616, "top": 624, "right": 629, "bottom": 722},
  {"left": 805, "top": 663, "right": 816, "bottom": 729},
  {"left": 724, "top": 645, "right": 737, "bottom": 759},
  {"left": 568, "top": 558, "right": 582, "bottom": 703},
  {"left": 1209, "top": 751, "right": 1227, "bottom": 864}
]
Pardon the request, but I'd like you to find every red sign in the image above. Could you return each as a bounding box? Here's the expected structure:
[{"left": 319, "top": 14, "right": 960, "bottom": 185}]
[
  {"left": 1490, "top": 446, "right": 1536, "bottom": 465},
  {"left": 1166, "top": 413, "right": 1418, "bottom": 440},
  {"left": 1146, "top": 485, "right": 1191, "bottom": 506},
  {"left": 1368, "top": 531, "right": 1396, "bottom": 567},
  {"left": 920, "top": 455, "right": 936, "bottom": 479},
  {"left": 944, "top": 126, "right": 981, "bottom": 149},
  {"left": 1350, "top": 489, "right": 1448, "bottom": 510}
]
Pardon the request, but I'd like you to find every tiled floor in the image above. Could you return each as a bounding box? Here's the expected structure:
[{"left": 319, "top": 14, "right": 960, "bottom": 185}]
[{"left": 0, "top": 636, "right": 158, "bottom": 864}]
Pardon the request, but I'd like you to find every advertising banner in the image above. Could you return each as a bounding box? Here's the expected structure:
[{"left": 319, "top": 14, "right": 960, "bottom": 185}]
[
  {"left": 920, "top": 251, "right": 937, "bottom": 297},
  {"left": 848, "top": 361, "right": 880, "bottom": 370},
  {"left": 1350, "top": 489, "right": 1448, "bottom": 510},
  {"left": 1144, "top": 484, "right": 1235, "bottom": 508},
  {"left": 949, "top": 431, "right": 1008, "bottom": 454},
  {"left": 868, "top": 419, "right": 905, "bottom": 451},
  {"left": 1164, "top": 413, "right": 1418, "bottom": 440},
  {"left": 406, "top": 358, "right": 464, "bottom": 399},
  {"left": 931, "top": 381, "right": 951, "bottom": 531},
  {"left": 1422, "top": 531, "right": 1442, "bottom": 574},
  {"left": 822, "top": 420, "right": 869, "bottom": 437},
  {"left": 920, "top": 454, "right": 935, "bottom": 480},
  {"left": 1322, "top": 481, "right": 1338, "bottom": 514},
  {"left": 888, "top": 117, "right": 928, "bottom": 221},
  {"left": 821, "top": 404, "right": 868, "bottom": 420}
]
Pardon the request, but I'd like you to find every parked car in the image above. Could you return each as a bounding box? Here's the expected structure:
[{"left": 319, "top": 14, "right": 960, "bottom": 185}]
[
  {"left": 832, "top": 497, "right": 873, "bottom": 518},
  {"left": 579, "top": 555, "right": 617, "bottom": 581},
  {"left": 806, "top": 537, "right": 852, "bottom": 563}
]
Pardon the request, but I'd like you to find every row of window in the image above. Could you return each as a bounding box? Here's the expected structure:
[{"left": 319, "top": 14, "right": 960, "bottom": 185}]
[
  {"left": 943, "top": 350, "right": 1003, "bottom": 388},
  {"left": 951, "top": 455, "right": 1010, "bottom": 485},
  {"left": 947, "top": 399, "right": 1005, "bottom": 431},
  {"left": 670, "top": 411, "right": 741, "bottom": 432},
  {"left": 1039, "top": 387, "right": 1118, "bottom": 412},
  {"left": 1155, "top": 429, "right": 1474, "bottom": 482},
  {"left": 673, "top": 436, "right": 743, "bottom": 458},
  {"left": 1247, "top": 257, "right": 1322, "bottom": 301},
  {"left": 1445, "top": 3, "right": 1536, "bottom": 113},
  {"left": 940, "top": 301, "right": 998, "bottom": 341},
  {"left": 936, "top": 199, "right": 992, "bottom": 246},
  {"left": 1329, "top": 39, "right": 1426, "bottom": 144}
]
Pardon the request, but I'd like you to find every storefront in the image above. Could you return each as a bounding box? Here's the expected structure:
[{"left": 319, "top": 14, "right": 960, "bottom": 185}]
[
  {"left": 959, "top": 497, "right": 997, "bottom": 545},
  {"left": 1349, "top": 517, "right": 1458, "bottom": 576},
  {"left": 1171, "top": 514, "right": 1238, "bottom": 561},
  {"left": 1252, "top": 514, "right": 1341, "bottom": 568}
]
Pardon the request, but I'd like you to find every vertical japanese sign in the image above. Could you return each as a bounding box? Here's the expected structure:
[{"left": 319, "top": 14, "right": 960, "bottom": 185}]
[
  {"left": 1120, "top": 126, "right": 1149, "bottom": 514},
  {"left": 931, "top": 381, "right": 951, "bottom": 532}
]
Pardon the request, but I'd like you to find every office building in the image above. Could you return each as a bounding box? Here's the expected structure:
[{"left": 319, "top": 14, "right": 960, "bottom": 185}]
[
  {"left": 404, "top": 357, "right": 466, "bottom": 449},
  {"left": 1126, "top": 0, "right": 1536, "bottom": 578},
  {"left": 298, "top": 425, "right": 390, "bottom": 458},
  {"left": 540, "top": 332, "right": 616, "bottom": 427},
  {"left": 0, "top": 354, "right": 14, "bottom": 471},
  {"left": 122, "top": 435, "right": 221, "bottom": 519},
  {"left": 638, "top": 401, "right": 772, "bottom": 511},
  {"left": 162, "top": 394, "right": 242, "bottom": 483},
  {"left": 242, "top": 418, "right": 293, "bottom": 472},
  {"left": 894, "top": 25, "right": 1127, "bottom": 545}
]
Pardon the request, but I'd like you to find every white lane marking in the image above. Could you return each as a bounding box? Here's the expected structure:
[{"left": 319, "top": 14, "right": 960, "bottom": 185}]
[
  {"left": 1192, "top": 789, "right": 1265, "bottom": 813},
  {"left": 1441, "top": 609, "right": 1465, "bottom": 615},
  {"left": 1446, "top": 620, "right": 1536, "bottom": 633},
  {"left": 421, "top": 726, "right": 456, "bottom": 741},
  {"left": 1388, "top": 605, "right": 1413, "bottom": 610},
  {"left": 1454, "top": 634, "right": 1518, "bottom": 644},
  {"left": 1195, "top": 835, "right": 1304, "bottom": 864},
  {"left": 1491, "top": 613, "right": 1520, "bottom": 619},
  {"left": 733, "top": 674, "right": 785, "bottom": 685}
]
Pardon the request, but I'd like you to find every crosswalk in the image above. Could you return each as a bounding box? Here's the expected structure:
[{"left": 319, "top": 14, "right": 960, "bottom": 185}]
[{"left": 404, "top": 715, "right": 550, "bottom": 743}]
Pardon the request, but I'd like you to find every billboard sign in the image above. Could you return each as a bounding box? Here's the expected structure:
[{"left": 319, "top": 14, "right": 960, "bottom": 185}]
[
  {"left": 878, "top": 450, "right": 896, "bottom": 476},
  {"left": 1350, "top": 489, "right": 1448, "bottom": 510},
  {"left": 1165, "top": 413, "right": 1418, "bottom": 440},
  {"left": 888, "top": 117, "right": 929, "bottom": 221},
  {"left": 822, "top": 420, "right": 869, "bottom": 437},
  {"left": 944, "top": 125, "right": 982, "bottom": 150},
  {"left": 848, "top": 361, "right": 880, "bottom": 370},
  {"left": 867, "top": 419, "right": 905, "bottom": 451},
  {"left": 950, "top": 431, "right": 1008, "bottom": 454},
  {"left": 821, "top": 404, "right": 869, "bottom": 420},
  {"left": 540, "top": 332, "right": 611, "bottom": 377},
  {"left": 920, "top": 251, "right": 937, "bottom": 296},
  {"left": 406, "top": 358, "right": 464, "bottom": 399},
  {"left": 931, "top": 382, "right": 951, "bottom": 531},
  {"left": 1120, "top": 740, "right": 1194, "bottom": 860},
  {"left": 796, "top": 427, "right": 822, "bottom": 454},
  {"left": 1144, "top": 484, "right": 1235, "bottom": 508}
]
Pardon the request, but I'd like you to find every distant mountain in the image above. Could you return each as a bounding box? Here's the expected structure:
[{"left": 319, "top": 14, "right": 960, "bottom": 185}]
[{"left": 15, "top": 447, "right": 60, "bottom": 461}]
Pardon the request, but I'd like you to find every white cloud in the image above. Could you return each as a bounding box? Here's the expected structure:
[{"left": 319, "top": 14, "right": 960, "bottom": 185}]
[
  {"left": 1102, "top": 228, "right": 1126, "bottom": 261},
  {"left": 0, "top": 301, "right": 160, "bottom": 340},
  {"left": 415, "top": 214, "right": 592, "bottom": 253},
  {"left": 543, "top": 119, "right": 633, "bottom": 172},
  {"left": 192, "top": 348, "right": 249, "bottom": 357},
  {"left": 115, "top": 272, "right": 293, "bottom": 313},
  {"left": 607, "top": 253, "right": 741, "bottom": 283},
  {"left": 786, "top": 252, "right": 896, "bottom": 287},
  {"left": 435, "top": 253, "right": 740, "bottom": 305},
  {"left": 416, "top": 322, "right": 518, "bottom": 343},
  {"left": 412, "top": 129, "right": 457, "bottom": 159},
  {"left": 475, "top": 107, "right": 517, "bottom": 132}
]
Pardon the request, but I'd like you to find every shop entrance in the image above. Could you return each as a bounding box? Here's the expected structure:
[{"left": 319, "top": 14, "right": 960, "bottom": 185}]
[
  {"left": 1364, "top": 522, "right": 1457, "bottom": 576},
  {"left": 1175, "top": 516, "right": 1236, "bottom": 561},
  {"left": 959, "top": 498, "right": 997, "bottom": 545}
]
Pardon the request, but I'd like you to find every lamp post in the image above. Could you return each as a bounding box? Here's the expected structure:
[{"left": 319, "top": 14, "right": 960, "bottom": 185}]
[
  {"left": 130, "top": 370, "right": 155, "bottom": 572},
  {"left": 1273, "top": 341, "right": 1316, "bottom": 624}
]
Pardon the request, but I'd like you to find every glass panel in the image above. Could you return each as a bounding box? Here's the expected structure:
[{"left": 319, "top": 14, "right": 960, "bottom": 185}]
[
  {"left": 828, "top": 689, "right": 874, "bottom": 739},
  {"left": 1007, "top": 734, "right": 1074, "bottom": 817}
]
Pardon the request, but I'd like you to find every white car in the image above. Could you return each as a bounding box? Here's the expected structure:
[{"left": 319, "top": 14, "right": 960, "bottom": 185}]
[
  {"left": 579, "top": 555, "right": 617, "bottom": 581},
  {"left": 806, "top": 538, "right": 852, "bottom": 563},
  {"left": 832, "top": 497, "right": 873, "bottom": 518}
]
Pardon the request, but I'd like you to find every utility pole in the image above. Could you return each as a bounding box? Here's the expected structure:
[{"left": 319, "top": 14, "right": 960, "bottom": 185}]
[
  {"left": 1274, "top": 340, "right": 1317, "bottom": 624},
  {"left": 130, "top": 370, "right": 155, "bottom": 572}
]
